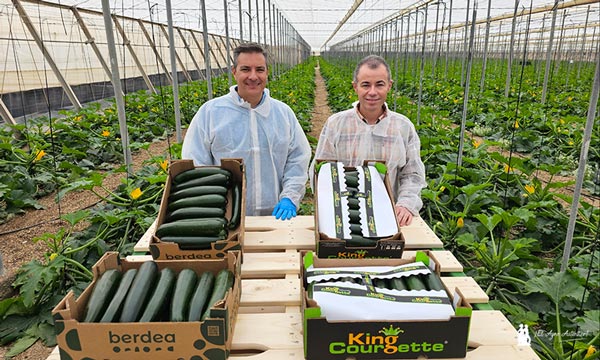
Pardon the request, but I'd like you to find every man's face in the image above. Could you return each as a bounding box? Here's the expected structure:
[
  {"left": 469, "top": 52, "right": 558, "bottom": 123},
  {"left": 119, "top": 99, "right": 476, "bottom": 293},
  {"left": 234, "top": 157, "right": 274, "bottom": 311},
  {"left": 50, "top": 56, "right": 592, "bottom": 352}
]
[
  {"left": 232, "top": 52, "right": 268, "bottom": 105},
  {"left": 352, "top": 64, "right": 392, "bottom": 113}
]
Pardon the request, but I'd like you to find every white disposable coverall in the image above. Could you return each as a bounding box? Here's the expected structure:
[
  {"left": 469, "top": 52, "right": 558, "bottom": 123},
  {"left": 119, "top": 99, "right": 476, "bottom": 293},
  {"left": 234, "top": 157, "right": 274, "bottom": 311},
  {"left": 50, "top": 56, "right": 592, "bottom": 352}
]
[
  {"left": 182, "top": 86, "right": 311, "bottom": 216},
  {"left": 310, "top": 102, "right": 426, "bottom": 216}
]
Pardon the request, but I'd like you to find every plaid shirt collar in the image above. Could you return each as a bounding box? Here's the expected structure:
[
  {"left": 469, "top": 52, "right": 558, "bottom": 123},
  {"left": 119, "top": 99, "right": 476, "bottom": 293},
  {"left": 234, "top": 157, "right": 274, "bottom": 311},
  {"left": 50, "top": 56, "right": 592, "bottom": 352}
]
[{"left": 356, "top": 102, "right": 388, "bottom": 125}]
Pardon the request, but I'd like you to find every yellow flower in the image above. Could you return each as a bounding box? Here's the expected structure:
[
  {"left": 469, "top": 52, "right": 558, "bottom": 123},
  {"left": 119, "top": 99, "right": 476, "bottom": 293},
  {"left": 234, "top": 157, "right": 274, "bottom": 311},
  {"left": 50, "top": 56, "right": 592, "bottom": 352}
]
[
  {"left": 74, "top": 115, "right": 82, "bottom": 121},
  {"left": 160, "top": 159, "right": 168, "bottom": 172},
  {"left": 514, "top": 120, "right": 519, "bottom": 129},
  {"left": 101, "top": 130, "right": 110, "bottom": 137},
  {"left": 568, "top": 140, "right": 574, "bottom": 145},
  {"left": 457, "top": 217, "right": 464, "bottom": 228},
  {"left": 34, "top": 150, "right": 46, "bottom": 162},
  {"left": 453, "top": 98, "right": 460, "bottom": 104},
  {"left": 439, "top": 186, "right": 446, "bottom": 192},
  {"left": 472, "top": 139, "right": 482, "bottom": 149},
  {"left": 194, "top": 92, "right": 199, "bottom": 97},
  {"left": 504, "top": 164, "right": 514, "bottom": 173},
  {"left": 130, "top": 187, "right": 143, "bottom": 200},
  {"left": 584, "top": 345, "right": 596, "bottom": 358},
  {"left": 49, "top": 253, "right": 58, "bottom": 261},
  {"left": 524, "top": 184, "right": 535, "bottom": 194},
  {"left": 559, "top": 118, "right": 565, "bottom": 124},
  {"left": 567, "top": 96, "right": 573, "bottom": 102}
]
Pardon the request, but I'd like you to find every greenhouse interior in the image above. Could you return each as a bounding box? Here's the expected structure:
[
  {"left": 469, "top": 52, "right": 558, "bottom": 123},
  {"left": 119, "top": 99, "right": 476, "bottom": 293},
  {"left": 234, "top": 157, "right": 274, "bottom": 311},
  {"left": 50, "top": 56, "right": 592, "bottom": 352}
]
[{"left": 0, "top": 0, "right": 598, "bottom": 359}]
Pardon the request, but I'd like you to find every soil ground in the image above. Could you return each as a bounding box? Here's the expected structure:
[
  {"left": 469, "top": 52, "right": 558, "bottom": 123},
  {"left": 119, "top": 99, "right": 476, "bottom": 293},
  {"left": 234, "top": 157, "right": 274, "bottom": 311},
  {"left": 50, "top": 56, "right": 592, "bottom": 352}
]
[{"left": 0, "top": 65, "right": 333, "bottom": 360}]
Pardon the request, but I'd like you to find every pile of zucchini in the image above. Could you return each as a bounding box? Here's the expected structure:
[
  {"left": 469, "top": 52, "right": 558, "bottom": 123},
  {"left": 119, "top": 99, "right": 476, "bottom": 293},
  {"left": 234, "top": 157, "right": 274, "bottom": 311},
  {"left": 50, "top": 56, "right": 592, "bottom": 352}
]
[
  {"left": 83, "top": 261, "right": 235, "bottom": 323},
  {"left": 343, "top": 169, "right": 378, "bottom": 247},
  {"left": 156, "top": 166, "right": 242, "bottom": 250},
  {"left": 316, "top": 272, "right": 444, "bottom": 292}
]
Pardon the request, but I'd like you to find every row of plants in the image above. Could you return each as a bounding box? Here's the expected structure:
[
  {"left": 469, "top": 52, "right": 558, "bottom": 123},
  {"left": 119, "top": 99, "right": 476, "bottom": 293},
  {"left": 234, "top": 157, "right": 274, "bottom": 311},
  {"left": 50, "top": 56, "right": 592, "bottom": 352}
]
[
  {"left": 319, "top": 57, "right": 598, "bottom": 360},
  {"left": 0, "top": 59, "right": 319, "bottom": 357}
]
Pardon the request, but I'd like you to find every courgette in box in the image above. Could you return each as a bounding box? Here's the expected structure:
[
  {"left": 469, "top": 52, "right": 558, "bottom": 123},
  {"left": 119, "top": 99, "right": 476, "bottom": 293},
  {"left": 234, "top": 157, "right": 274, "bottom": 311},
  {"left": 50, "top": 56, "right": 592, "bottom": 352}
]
[
  {"left": 390, "top": 277, "right": 407, "bottom": 291},
  {"left": 170, "top": 269, "right": 198, "bottom": 322},
  {"left": 188, "top": 271, "right": 216, "bottom": 321},
  {"left": 166, "top": 207, "right": 226, "bottom": 222},
  {"left": 424, "top": 272, "right": 445, "bottom": 291},
  {"left": 99, "top": 268, "right": 137, "bottom": 323},
  {"left": 119, "top": 261, "right": 158, "bottom": 322},
  {"left": 405, "top": 274, "right": 427, "bottom": 291},
  {"left": 171, "top": 173, "right": 230, "bottom": 192},
  {"left": 173, "top": 167, "right": 231, "bottom": 184},
  {"left": 228, "top": 183, "right": 242, "bottom": 229},
  {"left": 83, "top": 269, "right": 121, "bottom": 322},
  {"left": 345, "top": 234, "right": 377, "bottom": 247},
  {"left": 167, "top": 194, "right": 227, "bottom": 212},
  {"left": 139, "top": 267, "right": 176, "bottom": 322},
  {"left": 169, "top": 185, "right": 228, "bottom": 202},
  {"left": 201, "top": 269, "right": 234, "bottom": 320},
  {"left": 156, "top": 218, "right": 227, "bottom": 238}
]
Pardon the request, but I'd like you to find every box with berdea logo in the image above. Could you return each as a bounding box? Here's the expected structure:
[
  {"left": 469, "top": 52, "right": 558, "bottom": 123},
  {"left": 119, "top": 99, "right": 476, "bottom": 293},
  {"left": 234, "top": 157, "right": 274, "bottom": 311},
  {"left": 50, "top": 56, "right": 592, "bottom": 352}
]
[
  {"left": 150, "top": 158, "right": 246, "bottom": 260},
  {"left": 301, "top": 250, "right": 472, "bottom": 359},
  {"left": 52, "top": 251, "right": 241, "bottom": 360},
  {"left": 313, "top": 160, "right": 405, "bottom": 259}
]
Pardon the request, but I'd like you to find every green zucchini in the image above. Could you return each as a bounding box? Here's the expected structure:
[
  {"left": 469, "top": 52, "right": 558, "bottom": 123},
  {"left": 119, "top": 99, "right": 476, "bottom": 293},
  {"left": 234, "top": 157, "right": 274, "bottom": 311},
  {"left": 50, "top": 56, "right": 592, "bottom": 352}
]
[
  {"left": 170, "top": 269, "right": 198, "bottom": 322},
  {"left": 83, "top": 269, "right": 122, "bottom": 322},
  {"left": 372, "top": 278, "right": 387, "bottom": 289},
  {"left": 347, "top": 197, "right": 360, "bottom": 209},
  {"left": 349, "top": 223, "right": 363, "bottom": 234},
  {"left": 139, "top": 267, "right": 176, "bottom": 322},
  {"left": 166, "top": 207, "right": 226, "bottom": 222},
  {"left": 119, "top": 261, "right": 158, "bottom": 322},
  {"left": 160, "top": 235, "right": 225, "bottom": 249},
  {"left": 201, "top": 269, "right": 234, "bottom": 320},
  {"left": 171, "top": 174, "right": 230, "bottom": 192},
  {"left": 228, "top": 183, "right": 242, "bottom": 229},
  {"left": 173, "top": 167, "right": 231, "bottom": 184},
  {"left": 390, "top": 278, "right": 407, "bottom": 291},
  {"left": 188, "top": 271, "right": 216, "bottom": 321},
  {"left": 348, "top": 209, "right": 361, "bottom": 223},
  {"left": 156, "top": 218, "right": 227, "bottom": 238},
  {"left": 99, "top": 268, "right": 137, "bottom": 323},
  {"left": 405, "top": 274, "right": 427, "bottom": 291},
  {"left": 344, "top": 170, "right": 359, "bottom": 177},
  {"left": 344, "top": 175, "right": 359, "bottom": 188},
  {"left": 169, "top": 185, "right": 228, "bottom": 202},
  {"left": 424, "top": 273, "right": 445, "bottom": 291},
  {"left": 345, "top": 234, "right": 378, "bottom": 247},
  {"left": 167, "top": 194, "right": 227, "bottom": 212}
]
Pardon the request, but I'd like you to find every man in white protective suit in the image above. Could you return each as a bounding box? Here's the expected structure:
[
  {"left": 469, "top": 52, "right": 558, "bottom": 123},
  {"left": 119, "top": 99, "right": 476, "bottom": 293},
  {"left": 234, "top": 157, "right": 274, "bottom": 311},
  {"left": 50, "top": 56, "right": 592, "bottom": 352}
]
[{"left": 182, "top": 42, "right": 311, "bottom": 220}]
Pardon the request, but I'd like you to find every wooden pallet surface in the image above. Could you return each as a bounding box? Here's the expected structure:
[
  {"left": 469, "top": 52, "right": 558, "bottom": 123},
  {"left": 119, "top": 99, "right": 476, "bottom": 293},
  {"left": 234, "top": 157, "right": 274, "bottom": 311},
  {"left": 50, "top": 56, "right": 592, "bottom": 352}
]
[{"left": 134, "top": 216, "right": 443, "bottom": 252}]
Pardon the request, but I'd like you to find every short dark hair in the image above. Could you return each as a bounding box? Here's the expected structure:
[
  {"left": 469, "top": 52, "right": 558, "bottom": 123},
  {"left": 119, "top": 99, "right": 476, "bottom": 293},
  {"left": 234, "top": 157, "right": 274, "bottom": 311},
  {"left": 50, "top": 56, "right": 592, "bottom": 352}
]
[
  {"left": 232, "top": 42, "right": 267, "bottom": 68},
  {"left": 353, "top": 55, "right": 391, "bottom": 82}
]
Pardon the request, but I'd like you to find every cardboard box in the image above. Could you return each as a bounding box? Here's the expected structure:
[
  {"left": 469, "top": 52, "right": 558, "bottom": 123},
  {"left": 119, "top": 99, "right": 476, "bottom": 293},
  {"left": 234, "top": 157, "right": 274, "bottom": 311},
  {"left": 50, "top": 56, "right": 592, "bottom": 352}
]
[
  {"left": 302, "top": 251, "right": 472, "bottom": 359},
  {"left": 314, "top": 160, "right": 405, "bottom": 258},
  {"left": 53, "top": 251, "right": 242, "bottom": 360},
  {"left": 150, "top": 158, "right": 246, "bottom": 260}
]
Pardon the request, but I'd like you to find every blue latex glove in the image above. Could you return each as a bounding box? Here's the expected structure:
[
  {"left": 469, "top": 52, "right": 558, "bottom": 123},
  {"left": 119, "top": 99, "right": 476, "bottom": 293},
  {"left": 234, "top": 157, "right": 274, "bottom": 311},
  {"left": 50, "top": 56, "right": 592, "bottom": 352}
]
[{"left": 272, "top": 198, "right": 297, "bottom": 220}]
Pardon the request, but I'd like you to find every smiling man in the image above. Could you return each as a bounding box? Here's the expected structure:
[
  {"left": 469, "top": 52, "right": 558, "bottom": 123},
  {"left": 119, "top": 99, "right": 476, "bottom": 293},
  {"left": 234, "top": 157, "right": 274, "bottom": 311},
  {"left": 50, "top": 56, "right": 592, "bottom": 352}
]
[
  {"left": 182, "top": 42, "right": 311, "bottom": 220},
  {"left": 310, "top": 55, "right": 426, "bottom": 226}
]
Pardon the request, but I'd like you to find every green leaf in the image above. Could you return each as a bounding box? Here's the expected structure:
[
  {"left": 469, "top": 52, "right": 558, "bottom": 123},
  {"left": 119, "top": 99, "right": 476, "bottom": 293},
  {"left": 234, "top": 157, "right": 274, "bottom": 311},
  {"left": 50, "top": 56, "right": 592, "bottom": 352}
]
[
  {"left": 575, "top": 310, "right": 599, "bottom": 335},
  {"left": 525, "top": 271, "right": 585, "bottom": 305},
  {"left": 4, "top": 334, "right": 38, "bottom": 357},
  {"left": 60, "top": 210, "right": 90, "bottom": 227},
  {"left": 474, "top": 213, "right": 503, "bottom": 233}
]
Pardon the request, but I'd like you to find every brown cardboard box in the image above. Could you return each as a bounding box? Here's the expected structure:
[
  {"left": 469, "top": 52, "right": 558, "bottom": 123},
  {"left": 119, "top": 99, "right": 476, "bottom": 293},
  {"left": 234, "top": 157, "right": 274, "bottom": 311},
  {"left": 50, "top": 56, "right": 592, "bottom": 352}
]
[
  {"left": 150, "top": 158, "right": 246, "bottom": 260},
  {"left": 52, "top": 251, "right": 242, "bottom": 360},
  {"left": 301, "top": 250, "right": 472, "bottom": 359},
  {"left": 313, "top": 160, "right": 405, "bottom": 258}
]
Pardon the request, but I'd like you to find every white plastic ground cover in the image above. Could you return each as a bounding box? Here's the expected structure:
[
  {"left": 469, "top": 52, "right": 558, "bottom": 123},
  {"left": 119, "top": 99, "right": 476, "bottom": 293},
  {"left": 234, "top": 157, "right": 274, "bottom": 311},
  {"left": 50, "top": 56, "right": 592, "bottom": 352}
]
[
  {"left": 316, "top": 161, "right": 398, "bottom": 240},
  {"left": 306, "top": 262, "right": 454, "bottom": 321}
]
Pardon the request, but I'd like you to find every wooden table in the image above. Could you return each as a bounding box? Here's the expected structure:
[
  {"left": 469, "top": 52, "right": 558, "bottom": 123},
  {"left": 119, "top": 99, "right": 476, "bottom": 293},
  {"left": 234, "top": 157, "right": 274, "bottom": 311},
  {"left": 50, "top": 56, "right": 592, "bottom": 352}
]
[{"left": 48, "top": 216, "right": 539, "bottom": 360}]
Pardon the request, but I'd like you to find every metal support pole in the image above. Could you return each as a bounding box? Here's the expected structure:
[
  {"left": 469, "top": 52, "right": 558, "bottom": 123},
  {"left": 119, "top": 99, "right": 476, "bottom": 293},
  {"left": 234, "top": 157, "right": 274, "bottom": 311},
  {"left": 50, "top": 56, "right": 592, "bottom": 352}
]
[
  {"left": 200, "top": 0, "right": 213, "bottom": 99},
  {"left": 542, "top": 0, "right": 560, "bottom": 103},
  {"left": 165, "top": 0, "right": 182, "bottom": 143},
  {"left": 224, "top": 0, "right": 233, "bottom": 86},
  {"left": 101, "top": 0, "right": 132, "bottom": 174}
]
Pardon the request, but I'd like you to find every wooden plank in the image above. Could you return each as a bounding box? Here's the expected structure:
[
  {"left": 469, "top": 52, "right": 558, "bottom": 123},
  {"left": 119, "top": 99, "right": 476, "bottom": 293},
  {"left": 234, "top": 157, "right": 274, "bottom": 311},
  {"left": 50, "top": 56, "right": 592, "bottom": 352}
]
[
  {"left": 430, "top": 250, "right": 464, "bottom": 272},
  {"left": 244, "top": 228, "right": 315, "bottom": 251},
  {"left": 241, "top": 252, "right": 300, "bottom": 278},
  {"left": 241, "top": 279, "right": 301, "bottom": 307},
  {"left": 443, "top": 276, "right": 490, "bottom": 303},
  {"left": 400, "top": 216, "right": 444, "bottom": 248},
  {"left": 232, "top": 313, "right": 303, "bottom": 350},
  {"left": 468, "top": 310, "right": 521, "bottom": 347},
  {"left": 133, "top": 219, "right": 156, "bottom": 252}
]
